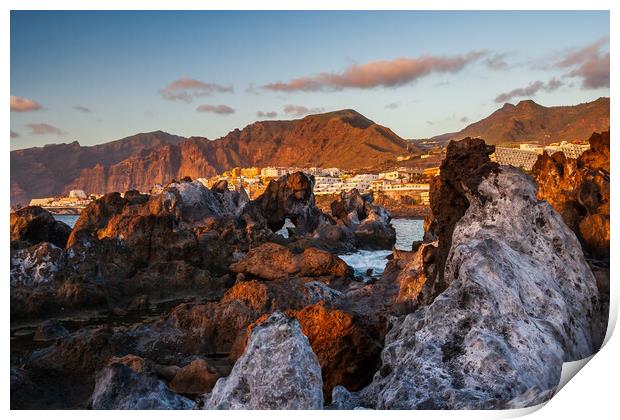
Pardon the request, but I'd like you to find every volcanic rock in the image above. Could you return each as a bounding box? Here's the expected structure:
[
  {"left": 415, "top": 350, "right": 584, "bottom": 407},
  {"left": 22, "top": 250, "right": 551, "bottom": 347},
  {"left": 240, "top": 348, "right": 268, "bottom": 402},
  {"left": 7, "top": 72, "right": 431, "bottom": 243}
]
[
  {"left": 243, "top": 171, "right": 325, "bottom": 233},
  {"left": 169, "top": 358, "right": 220, "bottom": 396},
  {"left": 203, "top": 311, "right": 323, "bottom": 409},
  {"left": 90, "top": 363, "right": 193, "bottom": 409},
  {"left": 357, "top": 167, "right": 600, "bottom": 409},
  {"left": 533, "top": 131, "right": 610, "bottom": 260},
  {"left": 230, "top": 242, "right": 352, "bottom": 282},
  {"left": 10, "top": 206, "right": 71, "bottom": 249},
  {"left": 424, "top": 137, "right": 499, "bottom": 294}
]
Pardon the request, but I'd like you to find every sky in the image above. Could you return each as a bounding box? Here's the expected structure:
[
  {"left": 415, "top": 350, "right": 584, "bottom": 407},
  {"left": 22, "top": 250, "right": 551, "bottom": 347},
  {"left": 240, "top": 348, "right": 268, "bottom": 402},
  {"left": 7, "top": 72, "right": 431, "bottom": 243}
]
[{"left": 10, "top": 10, "right": 610, "bottom": 150}]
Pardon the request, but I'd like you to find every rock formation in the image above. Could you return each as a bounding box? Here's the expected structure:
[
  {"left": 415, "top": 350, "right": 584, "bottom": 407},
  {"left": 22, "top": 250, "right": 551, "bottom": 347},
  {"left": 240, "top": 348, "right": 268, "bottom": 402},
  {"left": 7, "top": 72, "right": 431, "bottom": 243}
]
[
  {"left": 424, "top": 138, "right": 498, "bottom": 295},
  {"left": 203, "top": 312, "right": 324, "bottom": 409},
  {"left": 10, "top": 206, "right": 72, "bottom": 249},
  {"left": 533, "top": 131, "right": 610, "bottom": 261},
  {"left": 351, "top": 166, "right": 600, "bottom": 409},
  {"left": 90, "top": 362, "right": 194, "bottom": 409}
]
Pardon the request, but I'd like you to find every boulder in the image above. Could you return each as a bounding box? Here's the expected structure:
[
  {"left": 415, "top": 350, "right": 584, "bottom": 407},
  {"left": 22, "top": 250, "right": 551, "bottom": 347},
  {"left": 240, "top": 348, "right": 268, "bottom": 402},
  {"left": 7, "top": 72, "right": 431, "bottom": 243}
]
[
  {"left": 10, "top": 206, "right": 71, "bottom": 249},
  {"left": 328, "top": 189, "right": 396, "bottom": 250},
  {"left": 169, "top": 358, "right": 220, "bottom": 396},
  {"left": 230, "top": 242, "right": 352, "bottom": 282},
  {"left": 90, "top": 363, "right": 193, "bottom": 409},
  {"left": 358, "top": 167, "right": 600, "bottom": 409},
  {"left": 243, "top": 172, "right": 324, "bottom": 234},
  {"left": 203, "top": 311, "right": 323, "bottom": 409}
]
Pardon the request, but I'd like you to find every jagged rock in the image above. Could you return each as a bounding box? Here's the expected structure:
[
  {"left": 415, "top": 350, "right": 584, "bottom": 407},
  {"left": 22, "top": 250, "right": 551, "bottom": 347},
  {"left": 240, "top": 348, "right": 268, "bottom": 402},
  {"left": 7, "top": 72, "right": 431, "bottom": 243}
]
[
  {"left": 230, "top": 242, "right": 352, "bottom": 282},
  {"left": 390, "top": 241, "right": 439, "bottom": 314},
  {"left": 169, "top": 358, "right": 220, "bottom": 396},
  {"left": 171, "top": 278, "right": 343, "bottom": 358},
  {"left": 328, "top": 189, "right": 396, "bottom": 250},
  {"left": 243, "top": 172, "right": 325, "bottom": 234},
  {"left": 533, "top": 131, "right": 610, "bottom": 260},
  {"left": 11, "top": 242, "right": 64, "bottom": 287},
  {"left": 358, "top": 167, "right": 600, "bottom": 409},
  {"left": 203, "top": 311, "right": 323, "bottom": 409},
  {"left": 90, "top": 363, "right": 193, "bottom": 409},
  {"left": 424, "top": 138, "right": 499, "bottom": 293},
  {"left": 288, "top": 302, "right": 383, "bottom": 400},
  {"left": 10, "top": 206, "right": 71, "bottom": 249}
]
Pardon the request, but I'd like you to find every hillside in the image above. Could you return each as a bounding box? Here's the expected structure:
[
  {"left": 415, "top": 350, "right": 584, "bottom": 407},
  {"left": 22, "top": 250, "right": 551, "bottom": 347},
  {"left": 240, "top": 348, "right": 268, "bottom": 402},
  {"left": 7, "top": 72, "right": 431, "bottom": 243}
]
[
  {"left": 432, "top": 97, "right": 610, "bottom": 145},
  {"left": 11, "top": 110, "right": 415, "bottom": 205}
]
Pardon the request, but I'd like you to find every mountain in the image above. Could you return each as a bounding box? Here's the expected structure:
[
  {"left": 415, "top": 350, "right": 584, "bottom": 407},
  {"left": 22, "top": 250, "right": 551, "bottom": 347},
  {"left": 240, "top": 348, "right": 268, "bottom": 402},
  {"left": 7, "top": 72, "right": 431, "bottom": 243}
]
[
  {"left": 432, "top": 97, "right": 610, "bottom": 145},
  {"left": 11, "top": 110, "right": 416, "bottom": 205}
]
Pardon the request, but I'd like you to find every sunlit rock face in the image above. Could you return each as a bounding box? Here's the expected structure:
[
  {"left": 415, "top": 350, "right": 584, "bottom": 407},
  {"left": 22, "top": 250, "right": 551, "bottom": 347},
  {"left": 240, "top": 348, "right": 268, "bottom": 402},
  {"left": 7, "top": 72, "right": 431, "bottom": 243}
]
[
  {"left": 355, "top": 167, "right": 600, "bottom": 409},
  {"left": 533, "top": 131, "right": 610, "bottom": 261},
  {"left": 203, "top": 311, "right": 324, "bottom": 410}
]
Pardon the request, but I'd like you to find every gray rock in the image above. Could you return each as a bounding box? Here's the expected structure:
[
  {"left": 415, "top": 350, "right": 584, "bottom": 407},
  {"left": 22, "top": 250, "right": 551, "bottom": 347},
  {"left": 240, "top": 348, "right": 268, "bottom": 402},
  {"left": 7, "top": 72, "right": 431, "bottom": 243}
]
[
  {"left": 204, "top": 311, "right": 323, "bottom": 409},
  {"left": 10, "top": 242, "right": 64, "bottom": 287},
  {"left": 90, "top": 363, "right": 194, "bottom": 409},
  {"left": 360, "top": 167, "right": 600, "bottom": 409}
]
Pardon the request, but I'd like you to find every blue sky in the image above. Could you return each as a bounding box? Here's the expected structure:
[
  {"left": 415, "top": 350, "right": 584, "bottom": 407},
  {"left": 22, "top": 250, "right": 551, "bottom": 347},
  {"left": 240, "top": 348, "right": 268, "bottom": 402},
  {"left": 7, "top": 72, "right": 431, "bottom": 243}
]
[{"left": 10, "top": 10, "right": 610, "bottom": 150}]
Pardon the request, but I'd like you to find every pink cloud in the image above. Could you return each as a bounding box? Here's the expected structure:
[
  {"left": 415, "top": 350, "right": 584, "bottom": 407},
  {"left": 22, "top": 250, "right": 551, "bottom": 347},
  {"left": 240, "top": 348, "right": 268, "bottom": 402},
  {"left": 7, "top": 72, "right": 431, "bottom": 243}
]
[
  {"left": 264, "top": 51, "right": 485, "bottom": 92},
  {"left": 494, "top": 78, "right": 564, "bottom": 103},
  {"left": 160, "top": 78, "right": 233, "bottom": 102},
  {"left": 556, "top": 38, "right": 609, "bottom": 90},
  {"left": 10, "top": 95, "right": 42, "bottom": 112},
  {"left": 27, "top": 123, "right": 65, "bottom": 136},
  {"left": 283, "top": 105, "right": 324, "bottom": 117},
  {"left": 196, "top": 104, "right": 235, "bottom": 114}
]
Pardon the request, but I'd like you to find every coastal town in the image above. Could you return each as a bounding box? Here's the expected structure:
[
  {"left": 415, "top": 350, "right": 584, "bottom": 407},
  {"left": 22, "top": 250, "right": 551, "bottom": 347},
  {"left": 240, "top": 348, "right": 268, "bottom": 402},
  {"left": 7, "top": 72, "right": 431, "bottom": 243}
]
[{"left": 23, "top": 138, "right": 591, "bottom": 215}]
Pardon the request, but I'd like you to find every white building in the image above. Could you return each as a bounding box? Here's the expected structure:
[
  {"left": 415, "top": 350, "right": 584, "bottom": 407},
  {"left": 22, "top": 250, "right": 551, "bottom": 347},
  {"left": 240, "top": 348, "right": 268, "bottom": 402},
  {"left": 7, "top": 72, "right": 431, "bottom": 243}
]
[
  {"left": 493, "top": 141, "right": 590, "bottom": 170},
  {"left": 69, "top": 189, "right": 88, "bottom": 199}
]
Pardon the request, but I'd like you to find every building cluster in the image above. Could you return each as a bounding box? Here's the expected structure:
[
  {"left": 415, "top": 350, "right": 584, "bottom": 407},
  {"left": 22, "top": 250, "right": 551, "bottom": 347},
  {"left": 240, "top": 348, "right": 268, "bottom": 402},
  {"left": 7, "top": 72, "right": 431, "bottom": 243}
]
[
  {"left": 29, "top": 189, "right": 98, "bottom": 209},
  {"left": 493, "top": 141, "right": 590, "bottom": 171},
  {"left": 205, "top": 165, "right": 440, "bottom": 206}
]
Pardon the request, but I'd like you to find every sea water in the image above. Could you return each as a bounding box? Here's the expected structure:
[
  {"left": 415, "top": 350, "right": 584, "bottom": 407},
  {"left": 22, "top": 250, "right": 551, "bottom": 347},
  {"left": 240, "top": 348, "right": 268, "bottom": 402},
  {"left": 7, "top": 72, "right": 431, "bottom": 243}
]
[{"left": 338, "top": 218, "right": 424, "bottom": 278}]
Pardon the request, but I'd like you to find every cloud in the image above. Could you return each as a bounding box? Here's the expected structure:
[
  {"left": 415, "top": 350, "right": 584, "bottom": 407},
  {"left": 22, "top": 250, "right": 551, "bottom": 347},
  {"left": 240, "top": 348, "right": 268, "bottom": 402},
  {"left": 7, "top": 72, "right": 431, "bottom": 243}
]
[
  {"left": 196, "top": 104, "right": 235, "bottom": 114},
  {"left": 10, "top": 95, "right": 42, "bottom": 112},
  {"left": 257, "top": 111, "right": 278, "bottom": 118},
  {"left": 11, "top": 130, "right": 19, "bottom": 139},
  {"left": 460, "top": 116, "right": 470, "bottom": 124},
  {"left": 73, "top": 105, "right": 91, "bottom": 113},
  {"left": 565, "top": 52, "right": 610, "bottom": 89},
  {"left": 556, "top": 37, "right": 609, "bottom": 90},
  {"left": 264, "top": 51, "right": 485, "bottom": 92},
  {"left": 160, "top": 78, "right": 233, "bottom": 102},
  {"left": 426, "top": 120, "right": 434, "bottom": 126},
  {"left": 27, "top": 123, "right": 65, "bottom": 136},
  {"left": 384, "top": 102, "right": 399, "bottom": 110},
  {"left": 494, "top": 78, "right": 564, "bottom": 103},
  {"left": 283, "top": 104, "right": 324, "bottom": 117},
  {"left": 485, "top": 53, "right": 508, "bottom": 70}
]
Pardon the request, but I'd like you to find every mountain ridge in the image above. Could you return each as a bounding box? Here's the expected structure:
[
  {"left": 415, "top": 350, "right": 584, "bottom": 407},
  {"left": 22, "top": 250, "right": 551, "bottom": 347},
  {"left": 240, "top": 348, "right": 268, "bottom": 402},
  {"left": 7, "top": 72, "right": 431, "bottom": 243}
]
[
  {"left": 11, "top": 109, "right": 416, "bottom": 205},
  {"left": 431, "top": 97, "right": 609, "bottom": 145}
]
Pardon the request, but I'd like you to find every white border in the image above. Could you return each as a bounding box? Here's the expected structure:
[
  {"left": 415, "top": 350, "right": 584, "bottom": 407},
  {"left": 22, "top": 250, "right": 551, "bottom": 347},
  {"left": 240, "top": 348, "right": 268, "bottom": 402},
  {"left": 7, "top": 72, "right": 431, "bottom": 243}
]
[{"left": 3, "top": 2, "right": 617, "bottom": 419}]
